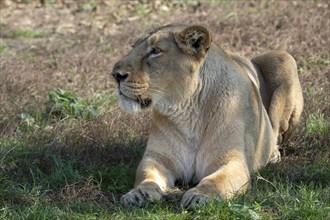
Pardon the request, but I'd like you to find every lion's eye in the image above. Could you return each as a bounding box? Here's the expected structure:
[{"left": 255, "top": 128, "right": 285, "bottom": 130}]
[
  {"left": 151, "top": 48, "right": 161, "bottom": 54},
  {"left": 148, "top": 47, "right": 163, "bottom": 58}
]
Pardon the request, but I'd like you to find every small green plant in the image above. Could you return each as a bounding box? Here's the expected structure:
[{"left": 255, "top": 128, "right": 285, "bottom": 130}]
[
  {"left": 46, "top": 88, "right": 98, "bottom": 120},
  {"left": 103, "top": 43, "right": 116, "bottom": 53},
  {"left": 43, "top": 57, "right": 58, "bottom": 69},
  {"left": 298, "top": 66, "right": 305, "bottom": 74},
  {"left": 133, "top": 4, "right": 150, "bottom": 17},
  {"left": 18, "top": 111, "right": 48, "bottom": 132},
  {"left": 68, "top": 67, "right": 77, "bottom": 74},
  {"left": 78, "top": 1, "right": 97, "bottom": 11},
  {"left": 45, "top": 88, "right": 116, "bottom": 120},
  {"left": 17, "top": 89, "right": 116, "bottom": 132},
  {"left": 0, "top": 43, "right": 8, "bottom": 54},
  {"left": 248, "top": 6, "right": 262, "bottom": 14}
]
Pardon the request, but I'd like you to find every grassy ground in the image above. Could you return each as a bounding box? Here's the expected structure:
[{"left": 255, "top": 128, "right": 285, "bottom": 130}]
[{"left": 0, "top": 0, "right": 329, "bottom": 219}]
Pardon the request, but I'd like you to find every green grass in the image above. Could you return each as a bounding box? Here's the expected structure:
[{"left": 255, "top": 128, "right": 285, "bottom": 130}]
[
  {"left": 77, "top": 1, "right": 97, "bottom": 12},
  {"left": 1, "top": 153, "right": 329, "bottom": 219},
  {"left": 306, "top": 112, "right": 329, "bottom": 136},
  {"left": 16, "top": 0, "right": 33, "bottom": 3},
  {"left": 10, "top": 29, "right": 44, "bottom": 39},
  {"left": 132, "top": 4, "right": 150, "bottom": 17},
  {"left": 308, "top": 54, "right": 330, "bottom": 67}
]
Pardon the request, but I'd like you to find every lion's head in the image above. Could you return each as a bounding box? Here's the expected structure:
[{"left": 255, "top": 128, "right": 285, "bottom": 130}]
[{"left": 112, "top": 24, "right": 212, "bottom": 113}]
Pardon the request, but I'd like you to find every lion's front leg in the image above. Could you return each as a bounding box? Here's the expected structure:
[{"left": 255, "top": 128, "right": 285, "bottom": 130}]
[
  {"left": 121, "top": 154, "right": 176, "bottom": 207},
  {"left": 181, "top": 159, "right": 250, "bottom": 209},
  {"left": 120, "top": 181, "right": 164, "bottom": 207}
]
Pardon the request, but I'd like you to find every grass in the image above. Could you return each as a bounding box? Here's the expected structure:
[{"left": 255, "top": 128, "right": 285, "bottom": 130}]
[
  {"left": 0, "top": 0, "right": 329, "bottom": 219},
  {"left": 0, "top": 43, "right": 8, "bottom": 54},
  {"left": 1, "top": 157, "right": 329, "bottom": 219},
  {"left": 306, "top": 112, "right": 329, "bottom": 136},
  {"left": 15, "top": 88, "right": 116, "bottom": 133},
  {"left": 77, "top": 1, "right": 97, "bottom": 12},
  {"left": 10, "top": 29, "right": 44, "bottom": 39}
]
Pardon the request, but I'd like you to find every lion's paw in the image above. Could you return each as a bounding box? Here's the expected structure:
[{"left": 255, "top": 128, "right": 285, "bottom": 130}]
[
  {"left": 181, "top": 188, "right": 213, "bottom": 209},
  {"left": 269, "top": 146, "right": 281, "bottom": 164},
  {"left": 120, "top": 182, "right": 163, "bottom": 207}
]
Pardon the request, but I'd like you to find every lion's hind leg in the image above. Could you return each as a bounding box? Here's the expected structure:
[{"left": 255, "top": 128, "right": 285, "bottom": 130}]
[
  {"left": 253, "top": 51, "right": 298, "bottom": 144},
  {"left": 268, "top": 84, "right": 292, "bottom": 142},
  {"left": 282, "top": 100, "right": 303, "bottom": 143}
]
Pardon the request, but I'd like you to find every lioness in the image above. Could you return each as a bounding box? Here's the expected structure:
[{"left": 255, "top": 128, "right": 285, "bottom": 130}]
[{"left": 112, "top": 24, "right": 303, "bottom": 208}]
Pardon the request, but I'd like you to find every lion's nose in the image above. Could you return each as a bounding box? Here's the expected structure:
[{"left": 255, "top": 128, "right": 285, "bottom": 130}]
[{"left": 112, "top": 68, "right": 129, "bottom": 83}]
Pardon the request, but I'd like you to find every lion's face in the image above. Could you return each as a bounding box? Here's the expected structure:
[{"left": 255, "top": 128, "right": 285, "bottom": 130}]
[{"left": 112, "top": 25, "right": 212, "bottom": 113}]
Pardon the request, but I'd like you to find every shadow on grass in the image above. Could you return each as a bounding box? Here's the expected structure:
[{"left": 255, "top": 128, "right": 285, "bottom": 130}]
[{"left": 0, "top": 123, "right": 146, "bottom": 207}]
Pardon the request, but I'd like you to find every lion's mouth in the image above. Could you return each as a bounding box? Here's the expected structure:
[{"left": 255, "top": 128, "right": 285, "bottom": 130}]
[{"left": 119, "top": 91, "right": 152, "bottom": 108}]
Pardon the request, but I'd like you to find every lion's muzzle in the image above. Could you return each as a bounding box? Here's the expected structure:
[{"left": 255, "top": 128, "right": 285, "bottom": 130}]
[
  {"left": 112, "top": 64, "right": 152, "bottom": 111},
  {"left": 112, "top": 66, "right": 129, "bottom": 83}
]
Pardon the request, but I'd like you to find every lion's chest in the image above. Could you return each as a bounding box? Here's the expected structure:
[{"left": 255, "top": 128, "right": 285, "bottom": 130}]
[
  {"left": 164, "top": 124, "right": 210, "bottom": 183},
  {"left": 152, "top": 104, "right": 215, "bottom": 183},
  {"left": 173, "top": 139, "right": 212, "bottom": 184}
]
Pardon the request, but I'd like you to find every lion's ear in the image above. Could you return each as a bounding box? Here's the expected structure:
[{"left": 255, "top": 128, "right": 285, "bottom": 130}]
[{"left": 174, "top": 25, "right": 212, "bottom": 59}]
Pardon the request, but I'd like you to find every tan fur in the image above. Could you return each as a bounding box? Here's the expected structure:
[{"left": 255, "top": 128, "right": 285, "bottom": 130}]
[
  {"left": 112, "top": 24, "right": 303, "bottom": 208},
  {"left": 229, "top": 51, "right": 304, "bottom": 144},
  {"left": 252, "top": 52, "right": 304, "bottom": 143}
]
